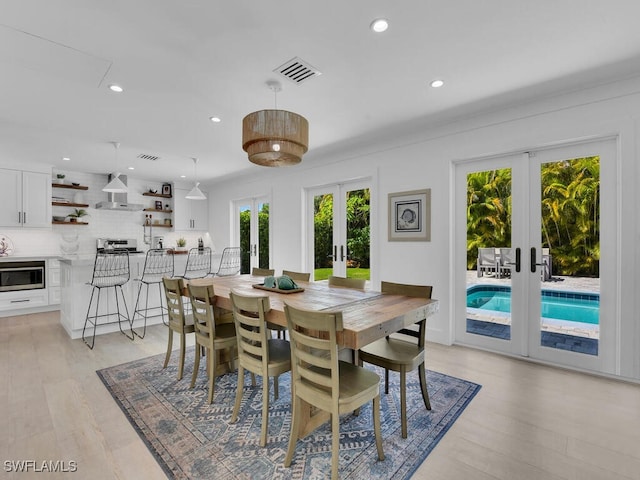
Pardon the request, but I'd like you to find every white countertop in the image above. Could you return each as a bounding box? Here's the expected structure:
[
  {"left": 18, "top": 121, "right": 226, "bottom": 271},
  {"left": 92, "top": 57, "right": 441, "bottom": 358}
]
[{"left": 0, "top": 254, "right": 61, "bottom": 262}]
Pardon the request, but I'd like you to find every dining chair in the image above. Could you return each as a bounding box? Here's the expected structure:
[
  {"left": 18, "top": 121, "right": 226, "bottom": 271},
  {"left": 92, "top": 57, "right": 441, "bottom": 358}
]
[
  {"left": 328, "top": 275, "right": 366, "bottom": 290},
  {"left": 182, "top": 247, "right": 212, "bottom": 279},
  {"left": 229, "top": 290, "right": 291, "bottom": 447},
  {"left": 162, "top": 277, "right": 196, "bottom": 380},
  {"left": 187, "top": 283, "right": 237, "bottom": 403},
  {"left": 284, "top": 303, "right": 384, "bottom": 479},
  {"left": 82, "top": 251, "right": 133, "bottom": 349},
  {"left": 281, "top": 270, "right": 310, "bottom": 282},
  {"left": 358, "top": 281, "right": 433, "bottom": 438},
  {"left": 251, "top": 267, "right": 275, "bottom": 276},
  {"left": 213, "top": 247, "right": 241, "bottom": 276},
  {"left": 132, "top": 248, "right": 174, "bottom": 338}
]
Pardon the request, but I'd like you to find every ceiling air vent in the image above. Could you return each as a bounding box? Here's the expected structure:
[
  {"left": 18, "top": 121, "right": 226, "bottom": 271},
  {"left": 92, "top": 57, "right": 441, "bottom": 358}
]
[
  {"left": 137, "top": 153, "right": 160, "bottom": 161},
  {"left": 273, "top": 57, "right": 322, "bottom": 85}
]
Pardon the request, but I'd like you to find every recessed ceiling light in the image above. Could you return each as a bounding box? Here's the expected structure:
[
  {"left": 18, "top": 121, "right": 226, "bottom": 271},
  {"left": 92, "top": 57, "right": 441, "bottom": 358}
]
[
  {"left": 430, "top": 79, "right": 444, "bottom": 88},
  {"left": 128, "top": 166, "right": 135, "bottom": 170},
  {"left": 209, "top": 116, "right": 221, "bottom": 123},
  {"left": 62, "top": 157, "right": 70, "bottom": 161},
  {"left": 109, "top": 84, "right": 124, "bottom": 93},
  {"left": 370, "top": 18, "right": 389, "bottom": 33},
  {"left": 180, "top": 175, "right": 186, "bottom": 178}
]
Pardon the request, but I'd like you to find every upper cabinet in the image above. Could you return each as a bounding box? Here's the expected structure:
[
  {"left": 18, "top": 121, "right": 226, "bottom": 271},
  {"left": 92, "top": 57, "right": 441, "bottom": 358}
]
[
  {"left": 173, "top": 187, "right": 209, "bottom": 231},
  {"left": 0, "top": 168, "right": 51, "bottom": 228}
]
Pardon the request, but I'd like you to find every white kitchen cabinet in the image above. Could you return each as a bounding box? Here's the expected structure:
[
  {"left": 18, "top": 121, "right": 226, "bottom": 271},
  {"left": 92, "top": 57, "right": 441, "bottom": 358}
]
[
  {"left": 48, "top": 258, "right": 61, "bottom": 305},
  {"left": 0, "top": 168, "right": 51, "bottom": 228},
  {"left": 174, "top": 187, "right": 209, "bottom": 231}
]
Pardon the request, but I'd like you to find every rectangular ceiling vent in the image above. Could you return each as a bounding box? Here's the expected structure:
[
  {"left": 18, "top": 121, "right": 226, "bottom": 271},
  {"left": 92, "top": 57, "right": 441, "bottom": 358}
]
[
  {"left": 137, "top": 153, "right": 160, "bottom": 161},
  {"left": 273, "top": 57, "right": 322, "bottom": 85}
]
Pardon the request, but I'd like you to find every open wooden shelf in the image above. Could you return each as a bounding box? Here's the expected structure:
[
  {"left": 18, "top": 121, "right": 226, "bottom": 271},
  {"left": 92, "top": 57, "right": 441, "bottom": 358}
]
[
  {"left": 143, "top": 223, "right": 173, "bottom": 228},
  {"left": 52, "top": 183, "right": 88, "bottom": 190},
  {"left": 52, "top": 202, "right": 89, "bottom": 208},
  {"left": 143, "top": 192, "right": 172, "bottom": 198},
  {"left": 144, "top": 208, "right": 173, "bottom": 213},
  {"left": 52, "top": 221, "right": 89, "bottom": 225}
]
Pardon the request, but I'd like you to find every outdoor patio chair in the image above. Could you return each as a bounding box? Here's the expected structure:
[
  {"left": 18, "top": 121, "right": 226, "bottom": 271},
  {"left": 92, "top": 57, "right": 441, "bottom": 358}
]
[
  {"left": 477, "top": 248, "right": 498, "bottom": 277},
  {"left": 498, "top": 248, "right": 515, "bottom": 278}
]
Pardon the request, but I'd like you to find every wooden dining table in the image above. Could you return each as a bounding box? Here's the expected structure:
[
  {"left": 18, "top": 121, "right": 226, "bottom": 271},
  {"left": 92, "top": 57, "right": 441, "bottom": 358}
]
[{"left": 185, "top": 274, "right": 440, "bottom": 436}]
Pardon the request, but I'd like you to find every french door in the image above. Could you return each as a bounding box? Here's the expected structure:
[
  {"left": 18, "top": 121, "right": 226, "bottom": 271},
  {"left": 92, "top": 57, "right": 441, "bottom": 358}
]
[
  {"left": 454, "top": 139, "right": 617, "bottom": 374},
  {"left": 233, "top": 196, "right": 270, "bottom": 274},
  {"left": 306, "top": 180, "right": 371, "bottom": 281}
]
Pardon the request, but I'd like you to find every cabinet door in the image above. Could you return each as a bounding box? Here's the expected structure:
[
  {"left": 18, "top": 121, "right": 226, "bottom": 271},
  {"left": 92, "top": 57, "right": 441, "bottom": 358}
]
[
  {"left": 173, "top": 188, "right": 191, "bottom": 230},
  {"left": 22, "top": 171, "right": 51, "bottom": 227},
  {"left": 0, "top": 168, "right": 22, "bottom": 227},
  {"left": 191, "top": 192, "right": 209, "bottom": 231}
]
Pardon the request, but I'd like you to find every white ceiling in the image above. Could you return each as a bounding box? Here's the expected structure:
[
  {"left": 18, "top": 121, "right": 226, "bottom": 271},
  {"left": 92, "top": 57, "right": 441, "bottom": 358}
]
[{"left": 2, "top": 1, "right": 640, "bottom": 184}]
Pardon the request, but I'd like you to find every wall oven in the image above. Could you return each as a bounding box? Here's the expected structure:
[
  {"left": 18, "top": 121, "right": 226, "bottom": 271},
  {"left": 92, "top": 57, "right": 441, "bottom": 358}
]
[{"left": 0, "top": 261, "right": 46, "bottom": 292}]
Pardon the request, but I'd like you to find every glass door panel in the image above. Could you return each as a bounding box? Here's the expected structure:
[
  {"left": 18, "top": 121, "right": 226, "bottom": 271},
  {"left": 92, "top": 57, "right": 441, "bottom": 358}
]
[
  {"left": 235, "top": 196, "right": 270, "bottom": 274},
  {"left": 345, "top": 188, "right": 370, "bottom": 280}
]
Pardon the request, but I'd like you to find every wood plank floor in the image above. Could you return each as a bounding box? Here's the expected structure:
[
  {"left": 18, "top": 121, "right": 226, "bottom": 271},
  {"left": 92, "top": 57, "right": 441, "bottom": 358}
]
[{"left": 1, "top": 311, "right": 638, "bottom": 479}]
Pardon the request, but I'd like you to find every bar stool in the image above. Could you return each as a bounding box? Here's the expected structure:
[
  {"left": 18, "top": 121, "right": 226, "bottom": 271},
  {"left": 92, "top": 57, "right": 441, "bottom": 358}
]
[
  {"left": 82, "top": 251, "right": 133, "bottom": 349},
  {"left": 182, "top": 247, "right": 212, "bottom": 279},
  {"left": 132, "top": 248, "right": 174, "bottom": 338},
  {"left": 213, "top": 247, "right": 241, "bottom": 276}
]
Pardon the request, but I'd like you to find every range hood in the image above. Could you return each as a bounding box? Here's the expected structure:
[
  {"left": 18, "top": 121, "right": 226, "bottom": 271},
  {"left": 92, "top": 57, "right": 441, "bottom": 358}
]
[{"left": 95, "top": 174, "right": 144, "bottom": 211}]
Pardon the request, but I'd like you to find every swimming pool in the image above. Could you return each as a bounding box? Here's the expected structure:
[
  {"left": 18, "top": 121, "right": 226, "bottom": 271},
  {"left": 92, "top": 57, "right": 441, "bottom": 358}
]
[{"left": 466, "top": 285, "right": 599, "bottom": 325}]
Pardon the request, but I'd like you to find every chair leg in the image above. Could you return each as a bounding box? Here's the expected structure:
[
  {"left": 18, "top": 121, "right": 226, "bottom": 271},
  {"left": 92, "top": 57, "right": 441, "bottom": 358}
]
[
  {"left": 331, "top": 412, "right": 340, "bottom": 480},
  {"left": 231, "top": 367, "right": 245, "bottom": 423},
  {"left": 373, "top": 395, "right": 385, "bottom": 460},
  {"left": 418, "top": 363, "right": 432, "bottom": 410},
  {"left": 207, "top": 347, "right": 215, "bottom": 404},
  {"left": 158, "top": 282, "right": 168, "bottom": 326},
  {"left": 284, "top": 393, "right": 300, "bottom": 467},
  {"left": 116, "top": 285, "right": 134, "bottom": 340},
  {"left": 260, "top": 374, "right": 270, "bottom": 447},
  {"left": 190, "top": 341, "right": 201, "bottom": 388},
  {"left": 273, "top": 375, "right": 279, "bottom": 400},
  {"left": 82, "top": 287, "right": 98, "bottom": 349},
  {"left": 400, "top": 367, "right": 407, "bottom": 438},
  {"left": 384, "top": 368, "right": 389, "bottom": 394},
  {"left": 163, "top": 329, "right": 173, "bottom": 368},
  {"left": 177, "top": 332, "right": 186, "bottom": 380},
  {"left": 132, "top": 281, "right": 146, "bottom": 338}
]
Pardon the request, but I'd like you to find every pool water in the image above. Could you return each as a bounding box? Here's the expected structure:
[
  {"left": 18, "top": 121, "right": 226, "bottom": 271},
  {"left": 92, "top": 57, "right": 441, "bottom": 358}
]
[{"left": 467, "top": 285, "right": 599, "bottom": 325}]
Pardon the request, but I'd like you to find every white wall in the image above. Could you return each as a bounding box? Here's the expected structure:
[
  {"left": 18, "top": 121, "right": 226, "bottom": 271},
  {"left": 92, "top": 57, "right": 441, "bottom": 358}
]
[{"left": 206, "top": 75, "right": 640, "bottom": 380}]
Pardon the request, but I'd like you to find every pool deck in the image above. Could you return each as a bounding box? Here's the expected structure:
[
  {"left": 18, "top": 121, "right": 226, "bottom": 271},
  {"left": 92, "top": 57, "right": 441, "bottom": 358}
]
[{"left": 466, "top": 271, "right": 600, "bottom": 339}]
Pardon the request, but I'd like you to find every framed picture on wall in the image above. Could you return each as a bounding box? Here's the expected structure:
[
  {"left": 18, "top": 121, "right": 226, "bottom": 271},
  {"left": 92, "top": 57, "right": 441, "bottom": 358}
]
[
  {"left": 155, "top": 201, "right": 163, "bottom": 210},
  {"left": 162, "top": 183, "right": 172, "bottom": 196},
  {"left": 388, "top": 189, "right": 431, "bottom": 241}
]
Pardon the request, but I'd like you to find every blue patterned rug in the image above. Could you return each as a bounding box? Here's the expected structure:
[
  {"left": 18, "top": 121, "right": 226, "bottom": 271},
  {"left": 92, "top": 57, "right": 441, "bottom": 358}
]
[{"left": 97, "top": 349, "right": 480, "bottom": 479}]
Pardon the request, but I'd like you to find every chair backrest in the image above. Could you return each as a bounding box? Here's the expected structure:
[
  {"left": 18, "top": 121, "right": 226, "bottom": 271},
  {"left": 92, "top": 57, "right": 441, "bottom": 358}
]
[
  {"left": 229, "top": 291, "right": 271, "bottom": 375},
  {"left": 216, "top": 247, "right": 241, "bottom": 276},
  {"left": 381, "top": 281, "right": 432, "bottom": 346},
  {"left": 284, "top": 303, "right": 343, "bottom": 410},
  {"left": 328, "top": 275, "right": 365, "bottom": 290},
  {"left": 188, "top": 283, "right": 216, "bottom": 338},
  {"left": 282, "top": 270, "right": 311, "bottom": 282},
  {"left": 183, "top": 247, "right": 211, "bottom": 279},
  {"left": 478, "top": 248, "right": 496, "bottom": 265},
  {"left": 499, "top": 248, "right": 515, "bottom": 265},
  {"left": 252, "top": 267, "right": 275, "bottom": 276},
  {"left": 91, "top": 251, "right": 130, "bottom": 287},
  {"left": 141, "top": 248, "right": 174, "bottom": 281},
  {"left": 163, "top": 277, "right": 188, "bottom": 329}
]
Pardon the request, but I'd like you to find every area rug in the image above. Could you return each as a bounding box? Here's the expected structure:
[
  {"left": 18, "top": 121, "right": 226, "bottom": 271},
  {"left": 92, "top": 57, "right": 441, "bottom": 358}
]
[{"left": 97, "top": 349, "right": 480, "bottom": 480}]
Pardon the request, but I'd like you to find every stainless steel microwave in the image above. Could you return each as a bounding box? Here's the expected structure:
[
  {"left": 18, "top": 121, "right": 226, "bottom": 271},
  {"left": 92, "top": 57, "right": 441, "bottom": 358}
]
[{"left": 0, "top": 261, "right": 46, "bottom": 292}]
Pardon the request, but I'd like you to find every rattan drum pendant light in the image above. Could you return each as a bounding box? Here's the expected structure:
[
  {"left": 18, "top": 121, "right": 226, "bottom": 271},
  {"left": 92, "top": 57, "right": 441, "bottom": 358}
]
[{"left": 242, "top": 81, "right": 308, "bottom": 167}]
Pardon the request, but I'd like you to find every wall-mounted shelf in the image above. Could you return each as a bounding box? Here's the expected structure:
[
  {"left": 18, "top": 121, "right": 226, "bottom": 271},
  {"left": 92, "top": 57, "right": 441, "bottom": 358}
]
[
  {"left": 52, "top": 183, "right": 89, "bottom": 190},
  {"left": 144, "top": 208, "right": 173, "bottom": 213},
  {"left": 52, "top": 202, "right": 89, "bottom": 208},
  {"left": 143, "top": 223, "right": 172, "bottom": 228},
  {"left": 143, "top": 192, "right": 172, "bottom": 198},
  {"left": 52, "top": 221, "right": 89, "bottom": 225}
]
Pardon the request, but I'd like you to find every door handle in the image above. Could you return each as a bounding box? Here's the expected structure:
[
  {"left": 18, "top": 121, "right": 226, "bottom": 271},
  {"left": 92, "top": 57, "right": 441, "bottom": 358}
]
[
  {"left": 530, "top": 247, "right": 545, "bottom": 272},
  {"left": 340, "top": 245, "right": 345, "bottom": 262},
  {"left": 504, "top": 247, "right": 521, "bottom": 272}
]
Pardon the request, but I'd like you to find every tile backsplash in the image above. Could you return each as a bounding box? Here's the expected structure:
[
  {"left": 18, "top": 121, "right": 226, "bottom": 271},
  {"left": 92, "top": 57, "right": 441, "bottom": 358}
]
[{"left": 2, "top": 170, "right": 212, "bottom": 257}]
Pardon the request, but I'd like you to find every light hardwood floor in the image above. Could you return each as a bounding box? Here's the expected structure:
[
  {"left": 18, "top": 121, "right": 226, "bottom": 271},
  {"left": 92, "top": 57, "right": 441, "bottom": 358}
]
[{"left": 1, "top": 311, "right": 638, "bottom": 479}]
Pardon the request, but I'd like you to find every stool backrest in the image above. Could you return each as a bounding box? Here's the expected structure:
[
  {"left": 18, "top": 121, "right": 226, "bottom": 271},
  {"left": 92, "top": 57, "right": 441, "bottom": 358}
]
[
  {"left": 141, "top": 248, "right": 174, "bottom": 281},
  {"left": 91, "top": 251, "right": 130, "bottom": 287},
  {"left": 215, "top": 247, "right": 241, "bottom": 276},
  {"left": 183, "top": 247, "right": 211, "bottom": 279}
]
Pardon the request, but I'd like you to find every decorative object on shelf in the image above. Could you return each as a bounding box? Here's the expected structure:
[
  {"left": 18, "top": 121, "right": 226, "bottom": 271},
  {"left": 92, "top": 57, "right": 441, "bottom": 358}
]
[
  {"left": 103, "top": 142, "right": 128, "bottom": 193},
  {"left": 164, "top": 218, "right": 171, "bottom": 226},
  {"left": 165, "top": 204, "right": 170, "bottom": 210},
  {"left": 388, "top": 189, "right": 431, "bottom": 242},
  {"left": 0, "top": 234, "right": 14, "bottom": 256},
  {"left": 242, "top": 80, "right": 308, "bottom": 167},
  {"left": 52, "top": 216, "right": 66, "bottom": 222},
  {"left": 67, "top": 208, "right": 89, "bottom": 223},
  {"left": 155, "top": 201, "right": 162, "bottom": 210},
  {"left": 162, "top": 183, "right": 172, "bottom": 196},
  {"left": 56, "top": 173, "right": 66, "bottom": 184},
  {"left": 147, "top": 188, "right": 158, "bottom": 194},
  {"left": 185, "top": 158, "right": 206, "bottom": 200}
]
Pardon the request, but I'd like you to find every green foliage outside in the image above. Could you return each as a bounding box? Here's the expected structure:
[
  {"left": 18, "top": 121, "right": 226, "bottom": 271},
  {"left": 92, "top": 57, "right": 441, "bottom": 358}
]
[
  {"left": 314, "top": 268, "right": 370, "bottom": 281},
  {"left": 467, "top": 156, "right": 600, "bottom": 277},
  {"left": 239, "top": 203, "right": 270, "bottom": 274}
]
